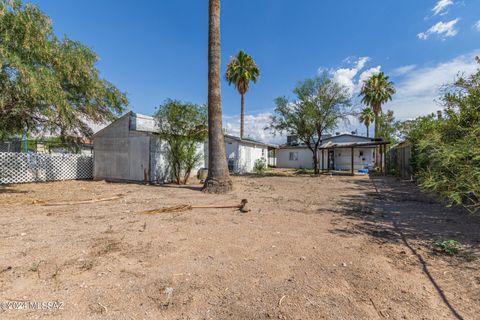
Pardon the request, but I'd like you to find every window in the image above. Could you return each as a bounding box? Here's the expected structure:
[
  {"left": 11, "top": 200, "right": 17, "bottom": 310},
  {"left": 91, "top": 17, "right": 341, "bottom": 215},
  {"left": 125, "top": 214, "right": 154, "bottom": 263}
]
[
  {"left": 289, "top": 152, "right": 298, "bottom": 161},
  {"left": 359, "top": 151, "right": 364, "bottom": 156}
]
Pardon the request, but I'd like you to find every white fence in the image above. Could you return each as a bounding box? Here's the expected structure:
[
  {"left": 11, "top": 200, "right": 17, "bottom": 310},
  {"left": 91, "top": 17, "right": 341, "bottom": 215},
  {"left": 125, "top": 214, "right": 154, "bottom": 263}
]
[{"left": 0, "top": 152, "right": 93, "bottom": 184}]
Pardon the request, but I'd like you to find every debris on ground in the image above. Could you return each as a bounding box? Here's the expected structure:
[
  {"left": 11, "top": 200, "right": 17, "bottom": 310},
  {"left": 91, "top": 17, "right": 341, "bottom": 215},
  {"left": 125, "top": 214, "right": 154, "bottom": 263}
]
[{"left": 140, "top": 199, "right": 250, "bottom": 214}]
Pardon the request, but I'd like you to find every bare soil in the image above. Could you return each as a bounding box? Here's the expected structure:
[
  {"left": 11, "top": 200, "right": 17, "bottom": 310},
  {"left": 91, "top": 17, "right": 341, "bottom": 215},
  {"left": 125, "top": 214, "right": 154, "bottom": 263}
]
[{"left": 0, "top": 172, "right": 479, "bottom": 319}]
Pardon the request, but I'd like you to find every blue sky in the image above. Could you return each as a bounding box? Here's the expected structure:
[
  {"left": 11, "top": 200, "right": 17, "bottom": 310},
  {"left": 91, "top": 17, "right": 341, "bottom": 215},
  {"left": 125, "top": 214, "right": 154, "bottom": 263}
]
[{"left": 32, "top": 0, "right": 480, "bottom": 142}]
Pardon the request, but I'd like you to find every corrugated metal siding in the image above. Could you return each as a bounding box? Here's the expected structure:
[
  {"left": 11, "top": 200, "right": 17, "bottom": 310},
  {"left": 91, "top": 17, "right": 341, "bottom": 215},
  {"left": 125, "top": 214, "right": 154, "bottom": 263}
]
[{"left": 129, "top": 113, "right": 158, "bottom": 132}]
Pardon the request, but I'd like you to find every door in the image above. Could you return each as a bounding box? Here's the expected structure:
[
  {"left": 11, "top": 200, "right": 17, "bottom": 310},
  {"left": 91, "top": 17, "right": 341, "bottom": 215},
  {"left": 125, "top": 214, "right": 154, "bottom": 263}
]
[
  {"left": 328, "top": 150, "right": 335, "bottom": 170},
  {"left": 128, "top": 135, "right": 150, "bottom": 181}
]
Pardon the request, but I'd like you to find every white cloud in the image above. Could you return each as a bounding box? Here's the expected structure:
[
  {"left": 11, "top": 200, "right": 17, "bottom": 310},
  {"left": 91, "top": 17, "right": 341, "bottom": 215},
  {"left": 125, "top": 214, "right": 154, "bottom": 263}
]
[
  {"left": 474, "top": 20, "right": 480, "bottom": 32},
  {"left": 418, "top": 18, "right": 460, "bottom": 40},
  {"left": 223, "top": 112, "right": 285, "bottom": 145},
  {"left": 432, "top": 0, "right": 454, "bottom": 16},
  {"left": 385, "top": 50, "right": 480, "bottom": 120},
  {"left": 331, "top": 57, "right": 381, "bottom": 96},
  {"left": 358, "top": 66, "right": 382, "bottom": 88},
  {"left": 392, "top": 64, "right": 417, "bottom": 76}
]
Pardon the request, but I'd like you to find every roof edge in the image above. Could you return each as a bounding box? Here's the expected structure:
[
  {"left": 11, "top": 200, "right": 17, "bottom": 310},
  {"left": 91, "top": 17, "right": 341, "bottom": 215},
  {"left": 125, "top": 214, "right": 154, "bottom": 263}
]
[{"left": 91, "top": 111, "right": 134, "bottom": 138}]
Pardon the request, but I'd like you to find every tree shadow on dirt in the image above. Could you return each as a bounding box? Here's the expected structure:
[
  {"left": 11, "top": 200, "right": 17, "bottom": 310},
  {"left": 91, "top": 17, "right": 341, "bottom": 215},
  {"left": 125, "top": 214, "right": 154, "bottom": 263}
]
[
  {"left": 330, "top": 175, "right": 480, "bottom": 248},
  {"left": 90, "top": 179, "right": 205, "bottom": 192},
  {"left": 328, "top": 175, "right": 480, "bottom": 320},
  {"left": 240, "top": 172, "right": 293, "bottom": 179},
  {"left": 156, "top": 184, "right": 203, "bottom": 192},
  {"left": 0, "top": 185, "right": 27, "bottom": 194}
]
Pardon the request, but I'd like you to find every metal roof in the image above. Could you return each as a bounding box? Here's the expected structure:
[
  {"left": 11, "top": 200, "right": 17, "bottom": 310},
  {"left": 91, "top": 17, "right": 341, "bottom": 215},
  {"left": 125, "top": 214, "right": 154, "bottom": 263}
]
[
  {"left": 224, "top": 134, "right": 278, "bottom": 148},
  {"left": 318, "top": 140, "right": 390, "bottom": 149},
  {"left": 279, "top": 140, "right": 390, "bottom": 150}
]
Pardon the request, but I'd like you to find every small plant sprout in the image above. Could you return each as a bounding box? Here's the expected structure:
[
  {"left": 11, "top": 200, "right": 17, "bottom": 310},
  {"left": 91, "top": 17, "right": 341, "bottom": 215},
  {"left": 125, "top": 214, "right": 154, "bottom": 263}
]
[{"left": 435, "top": 239, "right": 463, "bottom": 256}]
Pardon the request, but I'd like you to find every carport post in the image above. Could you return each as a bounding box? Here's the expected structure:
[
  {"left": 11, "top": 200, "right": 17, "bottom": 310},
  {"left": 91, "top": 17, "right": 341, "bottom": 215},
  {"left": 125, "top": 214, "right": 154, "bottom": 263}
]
[
  {"left": 351, "top": 147, "right": 354, "bottom": 176},
  {"left": 380, "top": 145, "right": 384, "bottom": 173},
  {"left": 321, "top": 149, "right": 324, "bottom": 173},
  {"left": 327, "top": 148, "right": 330, "bottom": 173},
  {"left": 384, "top": 144, "right": 388, "bottom": 176}
]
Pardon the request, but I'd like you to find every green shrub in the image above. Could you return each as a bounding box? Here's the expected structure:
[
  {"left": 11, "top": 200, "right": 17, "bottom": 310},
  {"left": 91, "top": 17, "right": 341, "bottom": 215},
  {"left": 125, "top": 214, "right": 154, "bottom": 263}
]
[
  {"left": 253, "top": 157, "right": 267, "bottom": 174},
  {"left": 403, "top": 58, "right": 480, "bottom": 214}
]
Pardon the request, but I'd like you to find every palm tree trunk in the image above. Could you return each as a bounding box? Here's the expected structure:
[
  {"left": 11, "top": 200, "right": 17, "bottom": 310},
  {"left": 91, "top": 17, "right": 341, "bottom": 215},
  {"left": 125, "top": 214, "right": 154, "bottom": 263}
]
[
  {"left": 373, "top": 103, "right": 381, "bottom": 139},
  {"left": 240, "top": 93, "right": 245, "bottom": 139},
  {"left": 203, "top": 0, "right": 232, "bottom": 194},
  {"left": 366, "top": 124, "right": 369, "bottom": 138}
]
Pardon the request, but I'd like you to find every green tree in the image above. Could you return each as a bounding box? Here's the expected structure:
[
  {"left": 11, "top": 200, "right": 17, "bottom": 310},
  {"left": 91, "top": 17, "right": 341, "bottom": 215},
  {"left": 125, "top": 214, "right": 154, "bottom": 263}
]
[
  {"left": 403, "top": 57, "right": 480, "bottom": 214},
  {"left": 225, "top": 50, "right": 260, "bottom": 139},
  {"left": 358, "top": 107, "right": 375, "bottom": 137},
  {"left": 376, "top": 109, "right": 399, "bottom": 143},
  {"left": 359, "top": 72, "right": 396, "bottom": 138},
  {"left": 269, "top": 75, "right": 351, "bottom": 174},
  {"left": 154, "top": 99, "right": 207, "bottom": 184},
  {"left": 0, "top": 0, "right": 127, "bottom": 140},
  {"left": 203, "top": 0, "right": 233, "bottom": 193}
]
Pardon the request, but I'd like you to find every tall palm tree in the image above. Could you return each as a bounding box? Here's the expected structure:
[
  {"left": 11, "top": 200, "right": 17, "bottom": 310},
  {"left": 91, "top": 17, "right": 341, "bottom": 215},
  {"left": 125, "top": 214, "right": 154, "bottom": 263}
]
[
  {"left": 359, "top": 72, "right": 396, "bottom": 138},
  {"left": 225, "top": 51, "right": 260, "bottom": 139},
  {"left": 203, "top": 0, "right": 232, "bottom": 194},
  {"left": 359, "top": 107, "right": 375, "bottom": 138}
]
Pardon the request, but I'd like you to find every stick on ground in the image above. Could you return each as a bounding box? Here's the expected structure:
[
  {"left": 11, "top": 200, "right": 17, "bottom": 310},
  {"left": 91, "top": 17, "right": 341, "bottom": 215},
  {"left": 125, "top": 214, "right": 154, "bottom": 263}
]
[
  {"left": 34, "top": 195, "right": 123, "bottom": 206},
  {"left": 141, "top": 199, "right": 250, "bottom": 214}
]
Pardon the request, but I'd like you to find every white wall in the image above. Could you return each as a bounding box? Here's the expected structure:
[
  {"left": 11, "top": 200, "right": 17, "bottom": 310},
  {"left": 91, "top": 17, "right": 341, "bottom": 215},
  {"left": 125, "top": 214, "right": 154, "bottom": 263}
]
[
  {"left": 277, "top": 148, "right": 315, "bottom": 169},
  {"left": 277, "top": 147, "right": 374, "bottom": 171},
  {"left": 150, "top": 139, "right": 205, "bottom": 183},
  {"left": 204, "top": 139, "right": 268, "bottom": 173},
  {"left": 237, "top": 143, "right": 267, "bottom": 173},
  {"left": 332, "top": 147, "right": 374, "bottom": 170}
]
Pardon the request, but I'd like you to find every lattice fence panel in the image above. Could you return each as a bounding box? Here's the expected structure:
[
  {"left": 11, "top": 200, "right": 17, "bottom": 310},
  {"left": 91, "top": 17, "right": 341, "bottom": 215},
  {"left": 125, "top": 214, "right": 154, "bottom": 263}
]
[{"left": 0, "top": 152, "right": 93, "bottom": 184}]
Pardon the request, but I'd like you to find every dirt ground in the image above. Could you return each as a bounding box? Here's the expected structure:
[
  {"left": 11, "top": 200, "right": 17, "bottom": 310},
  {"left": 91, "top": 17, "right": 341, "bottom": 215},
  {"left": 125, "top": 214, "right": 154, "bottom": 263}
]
[{"left": 1, "top": 172, "right": 479, "bottom": 320}]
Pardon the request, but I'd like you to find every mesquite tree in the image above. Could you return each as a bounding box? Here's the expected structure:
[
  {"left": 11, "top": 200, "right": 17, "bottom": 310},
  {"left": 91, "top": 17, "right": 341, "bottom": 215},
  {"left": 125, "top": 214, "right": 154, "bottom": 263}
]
[
  {"left": 155, "top": 100, "right": 207, "bottom": 184},
  {"left": 0, "top": 1, "right": 128, "bottom": 140},
  {"left": 269, "top": 75, "right": 351, "bottom": 174}
]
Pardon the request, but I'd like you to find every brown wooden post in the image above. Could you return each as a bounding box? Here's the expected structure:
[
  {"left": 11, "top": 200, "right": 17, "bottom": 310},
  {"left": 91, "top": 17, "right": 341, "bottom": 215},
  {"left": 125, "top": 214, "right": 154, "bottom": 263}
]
[
  {"left": 384, "top": 144, "right": 387, "bottom": 176},
  {"left": 351, "top": 147, "right": 354, "bottom": 176},
  {"left": 380, "top": 145, "right": 383, "bottom": 173}
]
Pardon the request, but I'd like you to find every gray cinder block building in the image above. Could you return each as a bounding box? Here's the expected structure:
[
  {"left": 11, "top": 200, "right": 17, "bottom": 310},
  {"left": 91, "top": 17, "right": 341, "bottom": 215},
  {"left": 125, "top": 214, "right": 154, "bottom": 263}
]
[{"left": 92, "top": 112, "right": 174, "bottom": 183}]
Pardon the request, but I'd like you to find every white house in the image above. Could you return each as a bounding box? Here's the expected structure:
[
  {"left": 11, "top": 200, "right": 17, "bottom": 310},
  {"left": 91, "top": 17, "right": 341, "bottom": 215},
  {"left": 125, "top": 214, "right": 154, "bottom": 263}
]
[
  {"left": 204, "top": 135, "right": 277, "bottom": 174},
  {"left": 277, "top": 133, "right": 382, "bottom": 171}
]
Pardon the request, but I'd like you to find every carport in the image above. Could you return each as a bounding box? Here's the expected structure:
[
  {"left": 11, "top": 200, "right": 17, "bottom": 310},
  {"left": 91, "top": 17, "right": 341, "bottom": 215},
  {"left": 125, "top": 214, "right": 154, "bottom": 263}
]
[{"left": 319, "top": 140, "right": 390, "bottom": 175}]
